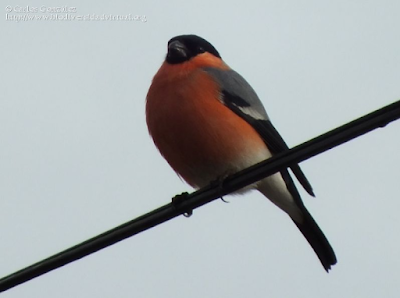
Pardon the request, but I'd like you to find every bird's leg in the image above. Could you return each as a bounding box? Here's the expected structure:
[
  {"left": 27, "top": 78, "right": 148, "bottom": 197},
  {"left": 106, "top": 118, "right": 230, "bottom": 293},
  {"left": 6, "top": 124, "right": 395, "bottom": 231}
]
[
  {"left": 209, "top": 176, "right": 230, "bottom": 203},
  {"left": 171, "top": 192, "right": 193, "bottom": 217}
]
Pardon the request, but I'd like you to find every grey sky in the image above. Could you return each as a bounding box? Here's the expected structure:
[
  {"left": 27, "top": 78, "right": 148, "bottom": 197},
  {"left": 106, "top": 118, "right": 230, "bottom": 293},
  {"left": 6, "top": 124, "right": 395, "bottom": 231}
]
[{"left": 1, "top": 1, "right": 400, "bottom": 297}]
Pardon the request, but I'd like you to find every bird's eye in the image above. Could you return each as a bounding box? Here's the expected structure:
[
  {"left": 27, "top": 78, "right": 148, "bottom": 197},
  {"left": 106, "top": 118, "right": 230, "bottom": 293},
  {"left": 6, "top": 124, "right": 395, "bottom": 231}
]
[{"left": 198, "top": 47, "right": 205, "bottom": 53}]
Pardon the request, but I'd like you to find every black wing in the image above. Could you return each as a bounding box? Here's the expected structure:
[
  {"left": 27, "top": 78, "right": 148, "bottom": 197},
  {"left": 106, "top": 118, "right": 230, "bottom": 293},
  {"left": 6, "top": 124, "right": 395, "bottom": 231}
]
[
  {"left": 204, "top": 67, "right": 315, "bottom": 196},
  {"left": 223, "top": 93, "right": 314, "bottom": 196}
]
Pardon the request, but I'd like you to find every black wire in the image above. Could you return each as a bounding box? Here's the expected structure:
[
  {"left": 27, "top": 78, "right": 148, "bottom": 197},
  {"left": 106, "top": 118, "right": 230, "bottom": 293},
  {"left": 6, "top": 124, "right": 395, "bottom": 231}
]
[{"left": 1, "top": 100, "right": 399, "bottom": 293}]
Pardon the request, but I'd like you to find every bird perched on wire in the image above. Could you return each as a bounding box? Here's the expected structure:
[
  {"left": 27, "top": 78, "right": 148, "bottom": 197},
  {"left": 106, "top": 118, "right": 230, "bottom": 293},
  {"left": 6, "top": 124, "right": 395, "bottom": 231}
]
[{"left": 146, "top": 34, "right": 337, "bottom": 271}]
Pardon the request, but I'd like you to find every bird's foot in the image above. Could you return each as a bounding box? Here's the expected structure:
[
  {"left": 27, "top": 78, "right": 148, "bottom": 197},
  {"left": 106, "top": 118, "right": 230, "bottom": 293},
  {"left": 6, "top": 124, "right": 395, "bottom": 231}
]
[
  {"left": 210, "top": 176, "right": 230, "bottom": 203},
  {"left": 172, "top": 192, "right": 192, "bottom": 217}
]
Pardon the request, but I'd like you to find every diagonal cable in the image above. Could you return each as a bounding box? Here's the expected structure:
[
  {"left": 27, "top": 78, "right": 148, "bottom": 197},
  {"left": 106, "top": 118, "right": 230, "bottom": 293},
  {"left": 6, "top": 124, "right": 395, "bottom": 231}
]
[{"left": 0, "top": 100, "right": 399, "bottom": 293}]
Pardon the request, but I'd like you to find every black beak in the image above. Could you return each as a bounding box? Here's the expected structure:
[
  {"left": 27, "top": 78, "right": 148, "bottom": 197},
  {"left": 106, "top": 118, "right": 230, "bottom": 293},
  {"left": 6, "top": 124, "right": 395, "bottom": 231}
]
[{"left": 166, "top": 40, "right": 188, "bottom": 63}]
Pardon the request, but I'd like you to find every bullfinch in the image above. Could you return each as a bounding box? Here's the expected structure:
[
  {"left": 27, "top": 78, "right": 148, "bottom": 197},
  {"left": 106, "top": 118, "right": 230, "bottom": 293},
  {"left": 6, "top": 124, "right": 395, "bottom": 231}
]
[{"left": 146, "top": 34, "right": 337, "bottom": 271}]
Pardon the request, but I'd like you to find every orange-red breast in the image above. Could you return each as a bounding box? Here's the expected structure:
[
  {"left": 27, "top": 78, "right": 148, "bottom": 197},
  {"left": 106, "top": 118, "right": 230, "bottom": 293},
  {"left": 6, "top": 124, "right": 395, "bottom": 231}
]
[{"left": 146, "top": 34, "right": 337, "bottom": 271}]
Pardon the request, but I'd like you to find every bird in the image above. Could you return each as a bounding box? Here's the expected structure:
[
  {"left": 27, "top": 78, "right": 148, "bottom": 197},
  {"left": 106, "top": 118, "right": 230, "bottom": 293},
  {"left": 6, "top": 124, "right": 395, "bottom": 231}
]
[{"left": 146, "top": 34, "right": 337, "bottom": 271}]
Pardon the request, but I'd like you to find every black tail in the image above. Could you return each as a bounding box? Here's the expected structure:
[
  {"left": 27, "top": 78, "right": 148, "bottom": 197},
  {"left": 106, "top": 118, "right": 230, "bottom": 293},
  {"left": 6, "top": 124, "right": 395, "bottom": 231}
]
[
  {"left": 293, "top": 208, "right": 337, "bottom": 272},
  {"left": 278, "top": 169, "right": 337, "bottom": 271}
]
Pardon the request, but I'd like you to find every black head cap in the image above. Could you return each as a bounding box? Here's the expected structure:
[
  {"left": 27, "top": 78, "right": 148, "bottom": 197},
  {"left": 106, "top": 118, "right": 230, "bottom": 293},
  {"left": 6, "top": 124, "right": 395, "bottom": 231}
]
[{"left": 166, "top": 35, "right": 221, "bottom": 64}]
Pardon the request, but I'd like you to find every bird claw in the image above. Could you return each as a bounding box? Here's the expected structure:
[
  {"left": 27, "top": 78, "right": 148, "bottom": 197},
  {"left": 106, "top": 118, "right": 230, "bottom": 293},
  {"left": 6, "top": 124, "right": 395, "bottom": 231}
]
[
  {"left": 220, "top": 197, "right": 230, "bottom": 203},
  {"left": 210, "top": 176, "right": 229, "bottom": 203},
  {"left": 172, "top": 192, "right": 193, "bottom": 217}
]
